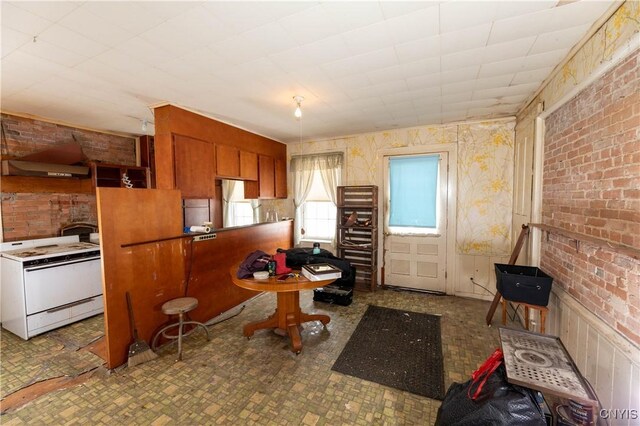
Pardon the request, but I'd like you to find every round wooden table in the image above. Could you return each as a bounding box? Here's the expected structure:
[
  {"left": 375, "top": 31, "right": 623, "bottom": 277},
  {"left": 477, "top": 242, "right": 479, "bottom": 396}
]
[{"left": 230, "top": 265, "right": 337, "bottom": 354}]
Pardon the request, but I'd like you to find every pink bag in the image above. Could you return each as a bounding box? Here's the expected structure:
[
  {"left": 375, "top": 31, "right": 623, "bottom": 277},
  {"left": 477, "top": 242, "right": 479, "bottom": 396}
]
[{"left": 273, "top": 252, "right": 292, "bottom": 275}]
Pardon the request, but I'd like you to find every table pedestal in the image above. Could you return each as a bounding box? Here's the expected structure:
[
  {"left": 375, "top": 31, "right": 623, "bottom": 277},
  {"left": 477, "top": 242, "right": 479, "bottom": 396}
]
[{"left": 242, "top": 291, "right": 330, "bottom": 353}]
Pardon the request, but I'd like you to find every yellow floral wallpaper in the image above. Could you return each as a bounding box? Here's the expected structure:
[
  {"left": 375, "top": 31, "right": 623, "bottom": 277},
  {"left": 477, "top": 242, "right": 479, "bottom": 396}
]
[
  {"left": 457, "top": 122, "right": 514, "bottom": 255},
  {"left": 269, "top": 119, "right": 515, "bottom": 257},
  {"left": 541, "top": 1, "right": 639, "bottom": 108}
]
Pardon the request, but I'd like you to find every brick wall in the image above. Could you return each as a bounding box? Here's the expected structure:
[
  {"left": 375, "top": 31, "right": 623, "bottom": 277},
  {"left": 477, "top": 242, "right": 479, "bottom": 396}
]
[
  {"left": 1, "top": 114, "right": 137, "bottom": 241},
  {"left": 541, "top": 48, "right": 640, "bottom": 346}
]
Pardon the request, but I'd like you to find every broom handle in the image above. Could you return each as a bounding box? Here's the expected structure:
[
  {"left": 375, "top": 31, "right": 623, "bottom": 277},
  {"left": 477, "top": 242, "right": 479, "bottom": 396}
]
[{"left": 125, "top": 292, "right": 140, "bottom": 340}]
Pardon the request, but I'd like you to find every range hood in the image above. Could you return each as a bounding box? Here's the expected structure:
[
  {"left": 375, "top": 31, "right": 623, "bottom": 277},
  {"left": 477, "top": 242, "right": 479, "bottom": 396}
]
[
  {"left": 1, "top": 142, "right": 90, "bottom": 178},
  {"left": 1, "top": 160, "right": 89, "bottom": 178}
]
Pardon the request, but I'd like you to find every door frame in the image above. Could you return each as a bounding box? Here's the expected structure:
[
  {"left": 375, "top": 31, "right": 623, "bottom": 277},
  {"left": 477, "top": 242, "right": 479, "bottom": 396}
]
[{"left": 377, "top": 144, "right": 457, "bottom": 294}]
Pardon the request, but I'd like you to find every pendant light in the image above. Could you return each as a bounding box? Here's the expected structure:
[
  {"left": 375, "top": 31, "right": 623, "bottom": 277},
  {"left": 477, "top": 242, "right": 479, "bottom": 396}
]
[{"left": 293, "top": 95, "right": 304, "bottom": 119}]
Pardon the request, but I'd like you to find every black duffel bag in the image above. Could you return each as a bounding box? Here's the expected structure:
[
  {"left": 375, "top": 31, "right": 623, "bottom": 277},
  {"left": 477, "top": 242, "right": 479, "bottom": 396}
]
[
  {"left": 277, "top": 247, "right": 355, "bottom": 289},
  {"left": 435, "top": 350, "right": 545, "bottom": 426}
]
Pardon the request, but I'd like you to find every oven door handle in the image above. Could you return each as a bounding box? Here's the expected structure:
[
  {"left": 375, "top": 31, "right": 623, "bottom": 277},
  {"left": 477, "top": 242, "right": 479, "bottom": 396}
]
[{"left": 24, "top": 256, "right": 101, "bottom": 272}]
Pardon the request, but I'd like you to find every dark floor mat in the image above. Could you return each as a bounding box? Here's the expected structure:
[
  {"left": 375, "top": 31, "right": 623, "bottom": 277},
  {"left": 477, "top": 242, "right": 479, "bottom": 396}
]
[{"left": 332, "top": 305, "right": 445, "bottom": 400}]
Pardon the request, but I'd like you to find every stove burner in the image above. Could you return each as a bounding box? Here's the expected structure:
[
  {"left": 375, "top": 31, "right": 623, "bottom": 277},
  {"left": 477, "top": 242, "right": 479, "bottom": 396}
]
[{"left": 514, "top": 349, "right": 553, "bottom": 368}]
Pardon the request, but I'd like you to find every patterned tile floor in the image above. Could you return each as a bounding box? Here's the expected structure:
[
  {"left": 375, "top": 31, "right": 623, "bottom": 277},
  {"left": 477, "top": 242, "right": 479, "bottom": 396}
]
[{"left": 1, "top": 288, "right": 520, "bottom": 425}]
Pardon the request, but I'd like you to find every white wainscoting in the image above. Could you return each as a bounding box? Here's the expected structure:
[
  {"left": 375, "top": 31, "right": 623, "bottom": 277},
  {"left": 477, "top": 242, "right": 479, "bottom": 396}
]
[{"left": 524, "top": 287, "right": 640, "bottom": 423}]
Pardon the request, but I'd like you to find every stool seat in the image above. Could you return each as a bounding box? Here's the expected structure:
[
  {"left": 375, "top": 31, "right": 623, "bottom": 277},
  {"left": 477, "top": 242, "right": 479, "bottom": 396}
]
[
  {"left": 152, "top": 296, "right": 209, "bottom": 361},
  {"left": 162, "top": 297, "right": 198, "bottom": 315}
]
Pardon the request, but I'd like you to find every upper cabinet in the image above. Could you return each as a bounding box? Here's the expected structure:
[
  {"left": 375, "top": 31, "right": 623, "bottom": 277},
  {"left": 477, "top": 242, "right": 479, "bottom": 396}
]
[
  {"left": 173, "top": 134, "right": 215, "bottom": 198},
  {"left": 244, "top": 155, "right": 287, "bottom": 199},
  {"left": 240, "top": 151, "right": 258, "bottom": 181},
  {"left": 216, "top": 144, "right": 239, "bottom": 178}
]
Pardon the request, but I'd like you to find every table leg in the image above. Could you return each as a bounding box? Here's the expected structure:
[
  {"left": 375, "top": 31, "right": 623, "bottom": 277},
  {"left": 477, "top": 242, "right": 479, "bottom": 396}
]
[
  {"left": 243, "top": 311, "right": 278, "bottom": 338},
  {"left": 300, "top": 312, "right": 330, "bottom": 326},
  {"left": 286, "top": 313, "right": 302, "bottom": 354}
]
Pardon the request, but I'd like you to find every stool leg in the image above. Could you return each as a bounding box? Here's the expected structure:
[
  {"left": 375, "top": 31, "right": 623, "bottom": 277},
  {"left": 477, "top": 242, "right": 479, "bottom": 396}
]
[
  {"left": 502, "top": 299, "right": 507, "bottom": 326},
  {"left": 540, "top": 309, "right": 547, "bottom": 334},
  {"left": 525, "top": 305, "right": 530, "bottom": 330},
  {"left": 177, "top": 313, "right": 184, "bottom": 362}
]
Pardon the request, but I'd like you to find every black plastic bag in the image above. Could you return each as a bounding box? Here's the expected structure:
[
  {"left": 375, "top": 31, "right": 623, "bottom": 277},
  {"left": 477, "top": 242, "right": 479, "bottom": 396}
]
[{"left": 435, "top": 364, "right": 545, "bottom": 426}]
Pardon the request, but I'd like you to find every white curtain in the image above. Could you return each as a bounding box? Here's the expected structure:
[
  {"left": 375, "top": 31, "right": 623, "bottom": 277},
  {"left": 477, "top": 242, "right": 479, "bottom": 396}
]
[
  {"left": 221, "top": 179, "right": 237, "bottom": 228},
  {"left": 291, "top": 153, "right": 343, "bottom": 246},
  {"left": 291, "top": 156, "right": 316, "bottom": 245},
  {"left": 317, "top": 154, "right": 343, "bottom": 246},
  {"left": 250, "top": 199, "right": 261, "bottom": 224}
]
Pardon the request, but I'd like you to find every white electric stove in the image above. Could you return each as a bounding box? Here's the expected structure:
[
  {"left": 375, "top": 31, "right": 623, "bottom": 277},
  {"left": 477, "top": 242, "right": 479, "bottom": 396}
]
[{"left": 1, "top": 235, "right": 103, "bottom": 339}]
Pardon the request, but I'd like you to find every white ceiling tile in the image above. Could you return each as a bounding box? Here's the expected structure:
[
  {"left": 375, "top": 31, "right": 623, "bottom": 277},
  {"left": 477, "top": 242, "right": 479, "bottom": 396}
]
[
  {"left": 38, "top": 25, "right": 110, "bottom": 59},
  {"left": 58, "top": 7, "right": 135, "bottom": 47},
  {"left": 385, "top": 5, "right": 440, "bottom": 44},
  {"left": 492, "top": 1, "right": 557, "bottom": 21},
  {"left": 440, "top": 24, "right": 492, "bottom": 54},
  {"left": 278, "top": 5, "right": 343, "bottom": 45},
  {"left": 321, "top": 2, "right": 385, "bottom": 32},
  {"left": 270, "top": 35, "right": 352, "bottom": 70},
  {"left": 1, "top": 27, "right": 32, "bottom": 58},
  {"left": 474, "top": 74, "right": 516, "bottom": 91},
  {"left": 139, "top": 22, "right": 209, "bottom": 58},
  {"left": 478, "top": 57, "right": 527, "bottom": 78},
  {"left": 321, "top": 47, "right": 399, "bottom": 79},
  {"left": 211, "top": 35, "right": 267, "bottom": 65},
  {"left": 136, "top": 2, "right": 201, "bottom": 21},
  {"left": 440, "top": 2, "right": 498, "bottom": 33},
  {"left": 511, "top": 66, "right": 554, "bottom": 85},
  {"left": 529, "top": 24, "right": 591, "bottom": 55},
  {"left": 332, "top": 74, "right": 373, "bottom": 91},
  {"left": 165, "top": 5, "right": 237, "bottom": 46},
  {"left": 523, "top": 48, "right": 569, "bottom": 70},
  {"left": 440, "top": 66, "right": 480, "bottom": 84},
  {"left": 241, "top": 22, "right": 299, "bottom": 56},
  {"left": 345, "top": 79, "right": 408, "bottom": 101},
  {"left": 342, "top": 20, "right": 395, "bottom": 55},
  {"left": 442, "top": 80, "right": 476, "bottom": 96},
  {"left": 484, "top": 37, "right": 537, "bottom": 63},
  {"left": 2, "top": 2, "right": 53, "bottom": 34},
  {"left": 366, "top": 65, "right": 406, "bottom": 85},
  {"left": 114, "top": 37, "right": 173, "bottom": 68},
  {"left": 20, "top": 39, "right": 87, "bottom": 67},
  {"left": 202, "top": 1, "right": 316, "bottom": 33},
  {"left": 395, "top": 35, "right": 440, "bottom": 63},
  {"left": 473, "top": 82, "right": 541, "bottom": 100},
  {"left": 441, "top": 92, "right": 474, "bottom": 104},
  {"left": 400, "top": 58, "right": 441, "bottom": 79},
  {"left": 10, "top": 1, "right": 82, "bottom": 22},
  {"left": 441, "top": 47, "right": 484, "bottom": 71},
  {"left": 406, "top": 74, "right": 441, "bottom": 91},
  {"left": 79, "top": 2, "right": 166, "bottom": 35}
]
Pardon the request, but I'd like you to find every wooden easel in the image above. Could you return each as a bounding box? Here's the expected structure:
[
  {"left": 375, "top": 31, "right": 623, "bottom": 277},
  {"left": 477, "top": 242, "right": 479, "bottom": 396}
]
[{"left": 485, "top": 224, "right": 530, "bottom": 326}]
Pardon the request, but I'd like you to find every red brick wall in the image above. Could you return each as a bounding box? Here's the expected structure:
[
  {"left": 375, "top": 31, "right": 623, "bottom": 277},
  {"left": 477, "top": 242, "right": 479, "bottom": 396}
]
[
  {"left": 1, "top": 114, "right": 136, "bottom": 241},
  {"left": 541, "top": 48, "right": 640, "bottom": 346}
]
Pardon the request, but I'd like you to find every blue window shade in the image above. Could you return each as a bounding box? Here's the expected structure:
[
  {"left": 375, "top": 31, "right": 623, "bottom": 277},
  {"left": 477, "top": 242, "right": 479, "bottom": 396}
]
[{"left": 389, "top": 155, "right": 439, "bottom": 228}]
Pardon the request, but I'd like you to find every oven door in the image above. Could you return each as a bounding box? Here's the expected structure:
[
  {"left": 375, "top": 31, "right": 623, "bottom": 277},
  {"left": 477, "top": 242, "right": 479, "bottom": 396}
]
[{"left": 23, "top": 257, "right": 102, "bottom": 315}]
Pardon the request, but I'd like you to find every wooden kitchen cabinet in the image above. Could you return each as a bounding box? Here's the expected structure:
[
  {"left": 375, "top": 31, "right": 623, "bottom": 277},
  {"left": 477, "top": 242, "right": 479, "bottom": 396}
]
[
  {"left": 173, "top": 134, "right": 215, "bottom": 198},
  {"left": 240, "top": 150, "right": 258, "bottom": 181},
  {"left": 275, "top": 158, "right": 287, "bottom": 198},
  {"left": 216, "top": 144, "right": 240, "bottom": 178}
]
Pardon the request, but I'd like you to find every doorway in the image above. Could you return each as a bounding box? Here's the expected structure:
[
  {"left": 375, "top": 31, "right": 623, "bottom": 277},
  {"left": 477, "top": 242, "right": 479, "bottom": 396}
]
[{"left": 383, "top": 152, "right": 450, "bottom": 293}]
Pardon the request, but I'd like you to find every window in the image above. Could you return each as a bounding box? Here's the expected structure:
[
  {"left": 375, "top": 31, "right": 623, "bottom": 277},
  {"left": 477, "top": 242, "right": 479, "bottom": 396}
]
[
  {"left": 222, "top": 180, "right": 257, "bottom": 227},
  {"left": 301, "top": 170, "right": 336, "bottom": 241},
  {"left": 387, "top": 154, "right": 440, "bottom": 235},
  {"left": 291, "top": 153, "right": 343, "bottom": 245}
]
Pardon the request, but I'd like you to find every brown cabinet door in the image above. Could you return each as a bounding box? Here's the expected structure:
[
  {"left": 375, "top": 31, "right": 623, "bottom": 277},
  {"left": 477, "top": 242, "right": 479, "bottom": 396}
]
[
  {"left": 239, "top": 151, "right": 258, "bottom": 181},
  {"left": 275, "top": 158, "right": 287, "bottom": 198},
  {"left": 216, "top": 144, "right": 240, "bottom": 178},
  {"left": 259, "top": 155, "right": 275, "bottom": 199},
  {"left": 173, "top": 134, "right": 215, "bottom": 198}
]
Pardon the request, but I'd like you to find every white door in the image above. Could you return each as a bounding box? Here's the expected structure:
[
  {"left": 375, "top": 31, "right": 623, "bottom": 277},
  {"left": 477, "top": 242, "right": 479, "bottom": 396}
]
[
  {"left": 383, "top": 153, "right": 448, "bottom": 292},
  {"left": 513, "top": 113, "right": 537, "bottom": 264}
]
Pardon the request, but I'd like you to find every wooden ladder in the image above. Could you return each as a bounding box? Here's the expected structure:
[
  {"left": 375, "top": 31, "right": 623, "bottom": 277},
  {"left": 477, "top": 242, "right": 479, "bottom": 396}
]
[{"left": 485, "top": 224, "right": 530, "bottom": 326}]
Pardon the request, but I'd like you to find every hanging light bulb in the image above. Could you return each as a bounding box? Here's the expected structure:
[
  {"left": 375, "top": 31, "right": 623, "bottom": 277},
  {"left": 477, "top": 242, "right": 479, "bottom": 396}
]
[
  {"left": 293, "top": 95, "right": 304, "bottom": 119},
  {"left": 141, "top": 119, "right": 148, "bottom": 132}
]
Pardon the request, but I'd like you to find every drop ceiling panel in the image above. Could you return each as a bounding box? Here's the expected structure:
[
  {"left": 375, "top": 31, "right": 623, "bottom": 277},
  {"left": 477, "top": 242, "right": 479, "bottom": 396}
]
[{"left": 0, "top": 0, "right": 616, "bottom": 141}]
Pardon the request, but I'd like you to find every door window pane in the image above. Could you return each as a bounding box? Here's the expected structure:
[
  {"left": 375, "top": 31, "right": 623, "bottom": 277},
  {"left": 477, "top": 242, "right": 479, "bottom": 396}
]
[{"left": 389, "top": 155, "right": 439, "bottom": 228}]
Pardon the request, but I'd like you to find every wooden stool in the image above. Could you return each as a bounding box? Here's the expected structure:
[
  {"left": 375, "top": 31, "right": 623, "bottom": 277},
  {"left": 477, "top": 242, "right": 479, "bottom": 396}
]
[
  {"left": 151, "top": 297, "right": 210, "bottom": 361},
  {"left": 502, "top": 299, "right": 548, "bottom": 334}
]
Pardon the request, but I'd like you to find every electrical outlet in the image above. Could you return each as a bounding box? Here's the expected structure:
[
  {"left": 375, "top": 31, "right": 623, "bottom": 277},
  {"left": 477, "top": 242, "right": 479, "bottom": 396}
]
[{"left": 193, "top": 233, "right": 216, "bottom": 242}]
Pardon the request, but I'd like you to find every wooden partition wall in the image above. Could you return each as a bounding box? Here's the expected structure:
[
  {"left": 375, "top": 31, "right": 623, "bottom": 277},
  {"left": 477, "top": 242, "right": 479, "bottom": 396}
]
[{"left": 97, "top": 187, "right": 293, "bottom": 368}]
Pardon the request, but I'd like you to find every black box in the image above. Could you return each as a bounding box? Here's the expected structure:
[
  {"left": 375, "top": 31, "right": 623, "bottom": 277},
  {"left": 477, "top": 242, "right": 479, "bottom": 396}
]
[
  {"left": 313, "top": 285, "right": 353, "bottom": 306},
  {"left": 495, "top": 263, "right": 553, "bottom": 306}
]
